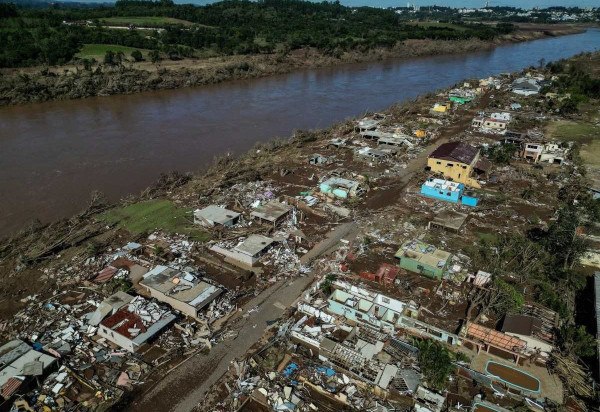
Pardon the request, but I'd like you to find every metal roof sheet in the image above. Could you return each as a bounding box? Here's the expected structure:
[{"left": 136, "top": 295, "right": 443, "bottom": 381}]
[{"left": 429, "top": 142, "right": 479, "bottom": 165}]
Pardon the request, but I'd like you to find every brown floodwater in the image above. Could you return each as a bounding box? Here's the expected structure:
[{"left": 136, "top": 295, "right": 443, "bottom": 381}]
[{"left": 1, "top": 30, "right": 599, "bottom": 237}]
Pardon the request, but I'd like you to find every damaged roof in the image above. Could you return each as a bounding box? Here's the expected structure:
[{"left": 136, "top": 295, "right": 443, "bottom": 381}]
[
  {"left": 234, "top": 235, "right": 274, "bottom": 257},
  {"left": 429, "top": 142, "right": 479, "bottom": 165},
  {"left": 467, "top": 323, "right": 527, "bottom": 352},
  {"left": 194, "top": 205, "right": 240, "bottom": 224},
  {"left": 501, "top": 314, "right": 548, "bottom": 342},
  {"left": 250, "top": 201, "right": 293, "bottom": 223}
]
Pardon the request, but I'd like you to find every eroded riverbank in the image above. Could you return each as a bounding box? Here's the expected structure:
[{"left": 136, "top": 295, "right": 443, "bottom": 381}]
[
  {"left": 0, "top": 25, "right": 586, "bottom": 107},
  {"left": 1, "top": 28, "right": 599, "bottom": 238}
]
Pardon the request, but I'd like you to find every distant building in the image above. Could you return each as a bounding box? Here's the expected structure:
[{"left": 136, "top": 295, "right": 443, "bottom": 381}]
[{"left": 512, "top": 77, "right": 542, "bottom": 96}]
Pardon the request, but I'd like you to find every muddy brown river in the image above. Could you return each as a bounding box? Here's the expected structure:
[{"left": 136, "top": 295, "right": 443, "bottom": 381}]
[{"left": 1, "top": 30, "right": 599, "bottom": 236}]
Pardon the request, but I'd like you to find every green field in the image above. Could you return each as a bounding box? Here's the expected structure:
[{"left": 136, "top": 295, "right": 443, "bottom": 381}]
[
  {"left": 547, "top": 120, "right": 600, "bottom": 168},
  {"left": 547, "top": 120, "right": 600, "bottom": 144},
  {"left": 100, "top": 16, "right": 195, "bottom": 27},
  {"left": 75, "top": 44, "right": 149, "bottom": 59},
  {"left": 100, "top": 200, "right": 209, "bottom": 241}
]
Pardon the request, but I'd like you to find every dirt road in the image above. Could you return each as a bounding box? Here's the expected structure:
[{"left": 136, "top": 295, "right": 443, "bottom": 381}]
[{"left": 125, "top": 273, "right": 315, "bottom": 412}]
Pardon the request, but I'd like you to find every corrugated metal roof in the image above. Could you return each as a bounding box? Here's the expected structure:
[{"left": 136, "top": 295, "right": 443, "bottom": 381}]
[
  {"left": 94, "top": 266, "right": 118, "bottom": 283},
  {"left": 501, "top": 314, "right": 543, "bottom": 338},
  {"left": 429, "top": 142, "right": 479, "bottom": 165}
]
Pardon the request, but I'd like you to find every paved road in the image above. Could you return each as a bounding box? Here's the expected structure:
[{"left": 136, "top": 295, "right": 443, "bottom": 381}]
[{"left": 126, "top": 273, "right": 315, "bottom": 412}]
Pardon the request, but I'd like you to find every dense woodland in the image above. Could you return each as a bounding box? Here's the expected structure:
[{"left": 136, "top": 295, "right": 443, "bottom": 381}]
[{"left": 0, "top": 0, "right": 517, "bottom": 68}]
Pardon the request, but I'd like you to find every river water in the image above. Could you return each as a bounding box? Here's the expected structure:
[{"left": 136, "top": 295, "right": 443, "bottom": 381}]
[{"left": 1, "top": 30, "right": 599, "bottom": 236}]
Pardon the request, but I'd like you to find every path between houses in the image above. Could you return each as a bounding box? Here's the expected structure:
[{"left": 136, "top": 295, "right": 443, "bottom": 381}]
[{"left": 125, "top": 272, "right": 316, "bottom": 412}]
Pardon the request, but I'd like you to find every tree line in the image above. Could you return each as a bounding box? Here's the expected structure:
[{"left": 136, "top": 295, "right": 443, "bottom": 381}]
[{"left": 1, "top": 0, "right": 515, "bottom": 68}]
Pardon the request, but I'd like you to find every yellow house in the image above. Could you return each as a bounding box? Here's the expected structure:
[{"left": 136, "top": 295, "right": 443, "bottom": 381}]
[{"left": 427, "top": 142, "right": 489, "bottom": 188}]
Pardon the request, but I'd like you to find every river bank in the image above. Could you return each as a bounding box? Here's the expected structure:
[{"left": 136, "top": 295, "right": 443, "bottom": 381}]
[
  {"left": 0, "top": 24, "right": 586, "bottom": 106},
  {"left": 2, "top": 28, "right": 600, "bottom": 239}
]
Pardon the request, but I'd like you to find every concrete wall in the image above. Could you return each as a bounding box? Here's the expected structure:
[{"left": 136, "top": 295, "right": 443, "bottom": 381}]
[
  {"left": 98, "top": 325, "right": 137, "bottom": 352},
  {"left": 421, "top": 183, "right": 461, "bottom": 203},
  {"left": 146, "top": 289, "right": 197, "bottom": 319},
  {"left": 398, "top": 256, "right": 443, "bottom": 279},
  {"left": 427, "top": 156, "right": 481, "bottom": 188}
]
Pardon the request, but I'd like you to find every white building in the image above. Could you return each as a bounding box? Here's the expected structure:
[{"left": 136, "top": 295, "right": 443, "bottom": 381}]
[{"left": 140, "top": 266, "right": 222, "bottom": 320}]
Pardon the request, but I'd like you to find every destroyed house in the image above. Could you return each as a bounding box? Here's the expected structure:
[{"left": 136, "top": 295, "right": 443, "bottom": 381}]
[
  {"left": 377, "top": 135, "right": 413, "bottom": 148},
  {"left": 98, "top": 296, "right": 176, "bottom": 352},
  {"left": 250, "top": 200, "right": 293, "bottom": 226},
  {"left": 501, "top": 314, "right": 554, "bottom": 355},
  {"left": 449, "top": 89, "right": 475, "bottom": 104},
  {"left": 318, "top": 337, "right": 399, "bottom": 391},
  {"left": 512, "top": 77, "right": 541, "bottom": 96},
  {"left": 327, "top": 281, "right": 418, "bottom": 333},
  {"left": 427, "top": 142, "right": 483, "bottom": 188},
  {"left": 466, "top": 323, "right": 527, "bottom": 362},
  {"left": 0, "top": 340, "right": 57, "bottom": 400},
  {"left": 356, "top": 117, "right": 382, "bottom": 132},
  {"left": 88, "top": 291, "right": 135, "bottom": 326},
  {"left": 356, "top": 147, "right": 388, "bottom": 161},
  {"left": 194, "top": 205, "right": 241, "bottom": 228},
  {"left": 395, "top": 240, "right": 452, "bottom": 280},
  {"left": 211, "top": 234, "right": 275, "bottom": 267},
  {"left": 319, "top": 177, "right": 364, "bottom": 199},
  {"left": 309, "top": 153, "right": 328, "bottom": 165},
  {"left": 140, "top": 266, "right": 222, "bottom": 320},
  {"left": 360, "top": 263, "right": 399, "bottom": 286},
  {"left": 420, "top": 178, "right": 478, "bottom": 207}
]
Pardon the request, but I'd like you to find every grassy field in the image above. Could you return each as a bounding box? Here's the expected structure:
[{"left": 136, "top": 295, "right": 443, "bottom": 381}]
[
  {"left": 75, "top": 44, "right": 149, "bottom": 60},
  {"left": 100, "top": 16, "right": 195, "bottom": 27},
  {"left": 547, "top": 120, "right": 600, "bottom": 144},
  {"left": 546, "top": 119, "right": 600, "bottom": 167},
  {"left": 100, "top": 200, "right": 209, "bottom": 241}
]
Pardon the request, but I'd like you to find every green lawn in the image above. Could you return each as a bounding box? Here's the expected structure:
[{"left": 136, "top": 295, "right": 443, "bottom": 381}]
[
  {"left": 546, "top": 120, "right": 600, "bottom": 144},
  {"left": 476, "top": 231, "right": 498, "bottom": 244},
  {"left": 99, "top": 200, "right": 209, "bottom": 241},
  {"left": 75, "top": 44, "right": 149, "bottom": 60},
  {"left": 100, "top": 16, "right": 195, "bottom": 27},
  {"left": 547, "top": 120, "right": 600, "bottom": 167}
]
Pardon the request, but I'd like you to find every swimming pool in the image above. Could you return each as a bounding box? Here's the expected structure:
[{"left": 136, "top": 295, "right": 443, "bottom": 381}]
[{"left": 485, "top": 360, "right": 541, "bottom": 393}]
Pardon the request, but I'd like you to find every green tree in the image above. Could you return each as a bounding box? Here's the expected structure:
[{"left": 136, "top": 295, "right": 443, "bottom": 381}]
[
  {"left": 149, "top": 49, "right": 161, "bottom": 63},
  {"left": 415, "top": 339, "right": 455, "bottom": 390},
  {"left": 131, "top": 49, "right": 143, "bottom": 62},
  {"left": 557, "top": 324, "right": 596, "bottom": 358},
  {"left": 104, "top": 50, "right": 116, "bottom": 65}
]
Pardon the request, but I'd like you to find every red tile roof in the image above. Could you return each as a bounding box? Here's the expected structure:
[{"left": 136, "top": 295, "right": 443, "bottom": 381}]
[
  {"left": 101, "top": 309, "right": 147, "bottom": 339},
  {"left": 1, "top": 377, "right": 24, "bottom": 399},
  {"left": 467, "top": 323, "right": 526, "bottom": 353}
]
